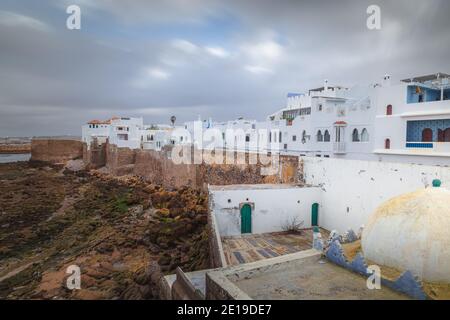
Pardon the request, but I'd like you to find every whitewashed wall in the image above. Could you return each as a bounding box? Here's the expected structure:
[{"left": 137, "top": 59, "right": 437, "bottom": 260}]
[
  {"left": 210, "top": 186, "right": 322, "bottom": 237},
  {"left": 303, "top": 157, "right": 450, "bottom": 233}
]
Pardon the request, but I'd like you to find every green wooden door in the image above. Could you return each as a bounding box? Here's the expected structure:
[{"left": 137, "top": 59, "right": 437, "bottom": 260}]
[
  {"left": 241, "top": 204, "right": 252, "bottom": 234},
  {"left": 311, "top": 203, "right": 319, "bottom": 226}
]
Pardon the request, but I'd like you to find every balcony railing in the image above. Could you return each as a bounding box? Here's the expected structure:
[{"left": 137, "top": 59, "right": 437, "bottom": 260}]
[{"left": 333, "top": 142, "right": 346, "bottom": 154}]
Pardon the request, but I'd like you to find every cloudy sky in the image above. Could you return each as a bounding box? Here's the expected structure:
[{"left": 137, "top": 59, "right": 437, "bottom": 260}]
[{"left": 0, "top": 0, "right": 449, "bottom": 136}]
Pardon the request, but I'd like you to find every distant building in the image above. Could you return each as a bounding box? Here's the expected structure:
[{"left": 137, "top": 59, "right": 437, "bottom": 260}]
[{"left": 80, "top": 73, "right": 450, "bottom": 165}]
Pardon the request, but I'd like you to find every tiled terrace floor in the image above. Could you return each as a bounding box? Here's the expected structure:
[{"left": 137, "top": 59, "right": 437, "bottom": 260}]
[{"left": 222, "top": 228, "right": 329, "bottom": 266}]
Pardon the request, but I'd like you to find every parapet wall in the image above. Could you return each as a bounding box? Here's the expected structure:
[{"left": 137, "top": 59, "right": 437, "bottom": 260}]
[{"left": 31, "top": 139, "right": 83, "bottom": 163}]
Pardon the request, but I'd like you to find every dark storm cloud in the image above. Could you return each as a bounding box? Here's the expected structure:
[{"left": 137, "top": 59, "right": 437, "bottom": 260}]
[{"left": 0, "top": 0, "right": 449, "bottom": 136}]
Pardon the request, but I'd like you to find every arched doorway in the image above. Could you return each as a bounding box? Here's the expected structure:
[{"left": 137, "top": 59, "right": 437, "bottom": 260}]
[
  {"left": 311, "top": 203, "right": 319, "bottom": 227},
  {"left": 240, "top": 204, "right": 252, "bottom": 234},
  {"left": 421, "top": 128, "right": 433, "bottom": 142}
]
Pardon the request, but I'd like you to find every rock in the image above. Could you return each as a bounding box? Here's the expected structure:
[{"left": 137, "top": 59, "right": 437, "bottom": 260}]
[{"left": 65, "top": 160, "right": 86, "bottom": 172}]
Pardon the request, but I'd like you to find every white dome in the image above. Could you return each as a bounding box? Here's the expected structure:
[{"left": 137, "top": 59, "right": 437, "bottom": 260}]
[{"left": 361, "top": 187, "right": 450, "bottom": 283}]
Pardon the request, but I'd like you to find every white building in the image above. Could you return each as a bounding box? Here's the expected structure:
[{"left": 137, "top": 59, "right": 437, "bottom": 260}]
[
  {"left": 81, "top": 118, "right": 114, "bottom": 148},
  {"left": 373, "top": 73, "right": 450, "bottom": 165},
  {"left": 82, "top": 117, "right": 144, "bottom": 149},
  {"left": 80, "top": 73, "right": 450, "bottom": 166}
]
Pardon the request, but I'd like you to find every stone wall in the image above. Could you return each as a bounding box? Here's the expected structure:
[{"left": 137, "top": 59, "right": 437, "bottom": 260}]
[
  {"left": 133, "top": 149, "right": 198, "bottom": 188},
  {"left": 0, "top": 144, "right": 31, "bottom": 154},
  {"left": 31, "top": 139, "right": 83, "bottom": 163},
  {"left": 105, "top": 143, "right": 137, "bottom": 176},
  {"left": 85, "top": 143, "right": 302, "bottom": 189},
  {"left": 83, "top": 139, "right": 107, "bottom": 169}
]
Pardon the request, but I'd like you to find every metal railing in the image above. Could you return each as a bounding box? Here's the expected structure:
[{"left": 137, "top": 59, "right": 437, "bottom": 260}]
[{"left": 333, "top": 142, "right": 346, "bottom": 154}]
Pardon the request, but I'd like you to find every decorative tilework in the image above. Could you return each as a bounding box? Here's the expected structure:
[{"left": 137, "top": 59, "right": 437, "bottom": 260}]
[{"left": 406, "top": 119, "right": 450, "bottom": 142}]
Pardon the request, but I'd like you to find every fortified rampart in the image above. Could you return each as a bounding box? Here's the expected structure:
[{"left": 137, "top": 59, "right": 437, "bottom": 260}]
[
  {"left": 30, "top": 138, "right": 301, "bottom": 189},
  {"left": 31, "top": 138, "right": 83, "bottom": 163},
  {"left": 102, "top": 144, "right": 301, "bottom": 189}
]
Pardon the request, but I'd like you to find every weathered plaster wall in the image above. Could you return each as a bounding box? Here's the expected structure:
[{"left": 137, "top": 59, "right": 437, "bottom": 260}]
[
  {"left": 210, "top": 186, "right": 322, "bottom": 237},
  {"left": 302, "top": 157, "right": 450, "bottom": 233},
  {"left": 31, "top": 139, "right": 83, "bottom": 163},
  {"left": 208, "top": 197, "right": 227, "bottom": 268}
]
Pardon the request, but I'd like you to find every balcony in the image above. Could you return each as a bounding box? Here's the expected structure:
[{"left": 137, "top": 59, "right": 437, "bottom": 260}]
[
  {"left": 406, "top": 142, "right": 450, "bottom": 153},
  {"left": 333, "top": 142, "right": 346, "bottom": 154}
]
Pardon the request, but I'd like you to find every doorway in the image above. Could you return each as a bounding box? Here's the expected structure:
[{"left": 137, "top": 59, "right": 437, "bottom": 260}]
[
  {"left": 311, "top": 203, "right": 319, "bottom": 227},
  {"left": 240, "top": 204, "right": 252, "bottom": 234}
]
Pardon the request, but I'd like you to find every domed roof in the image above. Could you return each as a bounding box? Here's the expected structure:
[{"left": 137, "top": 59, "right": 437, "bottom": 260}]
[{"left": 361, "top": 186, "right": 450, "bottom": 283}]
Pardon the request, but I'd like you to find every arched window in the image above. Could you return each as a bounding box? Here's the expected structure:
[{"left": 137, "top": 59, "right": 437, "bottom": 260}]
[
  {"left": 361, "top": 128, "right": 369, "bottom": 142},
  {"left": 352, "top": 128, "right": 360, "bottom": 142},
  {"left": 445, "top": 128, "right": 450, "bottom": 142},
  {"left": 386, "top": 105, "right": 393, "bottom": 115},
  {"left": 324, "top": 130, "right": 331, "bottom": 142},
  {"left": 421, "top": 128, "right": 433, "bottom": 142},
  {"left": 385, "top": 138, "right": 391, "bottom": 149},
  {"left": 316, "top": 130, "right": 323, "bottom": 142}
]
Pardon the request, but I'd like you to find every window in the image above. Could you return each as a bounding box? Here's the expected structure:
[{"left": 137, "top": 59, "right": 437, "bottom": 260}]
[
  {"left": 386, "top": 104, "right": 393, "bottom": 115},
  {"left": 279, "top": 132, "right": 282, "bottom": 143},
  {"left": 269, "top": 132, "right": 272, "bottom": 143},
  {"left": 361, "top": 128, "right": 369, "bottom": 142},
  {"left": 316, "top": 130, "right": 323, "bottom": 142},
  {"left": 284, "top": 144, "right": 287, "bottom": 150},
  {"left": 147, "top": 135, "right": 154, "bottom": 141},
  {"left": 318, "top": 104, "right": 323, "bottom": 111},
  {"left": 352, "top": 129, "right": 360, "bottom": 142},
  {"left": 385, "top": 138, "right": 391, "bottom": 149},
  {"left": 324, "top": 130, "right": 331, "bottom": 142},
  {"left": 245, "top": 134, "right": 250, "bottom": 142},
  {"left": 292, "top": 135, "right": 297, "bottom": 141},
  {"left": 302, "top": 130, "right": 307, "bottom": 143},
  {"left": 421, "top": 128, "right": 433, "bottom": 142}
]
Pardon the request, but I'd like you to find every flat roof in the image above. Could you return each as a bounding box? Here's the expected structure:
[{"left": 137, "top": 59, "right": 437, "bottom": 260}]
[
  {"left": 401, "top": 73, "right": 450, "bottom": 83},
  {"left": 207, "top": 250, "right": 409, "bottom": 300},
  {"left": 208, "top": 183, "right": 307, "bottom": 191}
]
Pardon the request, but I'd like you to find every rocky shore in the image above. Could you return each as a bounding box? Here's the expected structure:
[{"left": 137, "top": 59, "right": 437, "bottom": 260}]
[{"left": 0, "top": 161, "right": 209, "bottom": 299}]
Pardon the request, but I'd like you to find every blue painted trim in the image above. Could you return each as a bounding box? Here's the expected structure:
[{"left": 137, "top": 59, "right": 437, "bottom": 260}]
[{"left": 405, "top": 143, "right": 433, "bottom": 149}]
